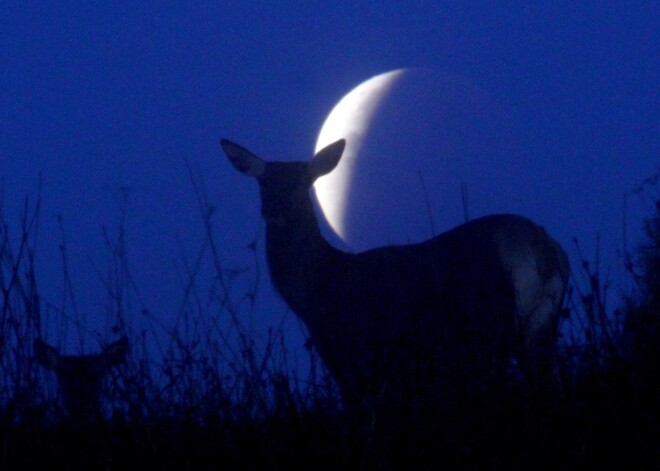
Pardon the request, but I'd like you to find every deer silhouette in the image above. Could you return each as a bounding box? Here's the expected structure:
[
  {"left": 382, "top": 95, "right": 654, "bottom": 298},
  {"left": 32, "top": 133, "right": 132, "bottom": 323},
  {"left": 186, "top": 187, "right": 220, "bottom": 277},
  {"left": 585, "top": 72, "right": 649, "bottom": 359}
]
[
  {"left": 221, "top": 138, "right": 569, "bottom": 409},
  {"left": 34, "top": 337, "right": 128, "bottom": 422}
]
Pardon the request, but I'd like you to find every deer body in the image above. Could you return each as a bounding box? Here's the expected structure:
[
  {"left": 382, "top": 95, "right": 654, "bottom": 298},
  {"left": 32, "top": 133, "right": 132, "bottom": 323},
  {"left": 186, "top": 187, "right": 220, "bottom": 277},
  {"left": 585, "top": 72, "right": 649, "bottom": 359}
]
[{"left": 222, "top": 139, "right": 569, "bottom": 407}]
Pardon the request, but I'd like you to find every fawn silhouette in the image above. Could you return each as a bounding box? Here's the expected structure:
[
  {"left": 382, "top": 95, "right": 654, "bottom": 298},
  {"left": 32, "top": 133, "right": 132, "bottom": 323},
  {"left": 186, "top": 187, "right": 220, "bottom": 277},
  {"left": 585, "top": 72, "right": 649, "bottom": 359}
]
[{"left": 34, "top": 337, "right": 128, "bottom": 422}]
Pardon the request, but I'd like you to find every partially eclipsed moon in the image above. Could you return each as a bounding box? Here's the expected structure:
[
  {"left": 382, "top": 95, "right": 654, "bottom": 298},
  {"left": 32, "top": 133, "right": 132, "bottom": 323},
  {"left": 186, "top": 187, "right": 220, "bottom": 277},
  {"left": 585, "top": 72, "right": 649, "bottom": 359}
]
[
  {"left": 314, "top": 69, "right": 406, "bottom": 240},
  {"left": 314, "top": 69, "right": 518, "bottom": 253}
]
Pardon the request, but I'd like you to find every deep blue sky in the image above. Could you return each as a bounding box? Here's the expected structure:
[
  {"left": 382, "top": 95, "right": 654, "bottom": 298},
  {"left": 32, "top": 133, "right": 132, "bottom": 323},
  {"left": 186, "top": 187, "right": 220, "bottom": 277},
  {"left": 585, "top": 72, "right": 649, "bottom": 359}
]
[{"left": 1, "top": 2, "right": 657, "bottom": 349}]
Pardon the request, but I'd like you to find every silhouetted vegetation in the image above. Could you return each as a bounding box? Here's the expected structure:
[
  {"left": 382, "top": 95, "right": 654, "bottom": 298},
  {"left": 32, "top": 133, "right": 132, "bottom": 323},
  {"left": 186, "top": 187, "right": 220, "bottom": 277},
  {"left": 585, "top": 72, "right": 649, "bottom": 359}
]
[{"left": 1, "top": 171, "right": 660, "bottom": 469}]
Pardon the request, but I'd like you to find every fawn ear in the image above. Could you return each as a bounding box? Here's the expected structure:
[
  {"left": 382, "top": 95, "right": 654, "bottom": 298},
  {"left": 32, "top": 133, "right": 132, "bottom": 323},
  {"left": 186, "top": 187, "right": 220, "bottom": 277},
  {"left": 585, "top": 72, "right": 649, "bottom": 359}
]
[
  {"left": 221, "top": 139, "right": 266, "bottom": 177},
  {"left": 310, "top": 139, "right": 345, "bottom": 178},
  {"left": 101, "top": 337, "right": 129, "bottom": 367},
  {"left": 34, "top": 339, "right": 60, "bottom": 370}
]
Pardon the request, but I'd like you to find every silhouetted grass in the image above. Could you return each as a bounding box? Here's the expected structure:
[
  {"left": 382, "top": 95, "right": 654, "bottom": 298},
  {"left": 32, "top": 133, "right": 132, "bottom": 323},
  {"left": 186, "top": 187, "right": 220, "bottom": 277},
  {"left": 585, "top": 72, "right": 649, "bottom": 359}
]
[{"left": 1, "top": 171, "right": 660, "bottom": 469}]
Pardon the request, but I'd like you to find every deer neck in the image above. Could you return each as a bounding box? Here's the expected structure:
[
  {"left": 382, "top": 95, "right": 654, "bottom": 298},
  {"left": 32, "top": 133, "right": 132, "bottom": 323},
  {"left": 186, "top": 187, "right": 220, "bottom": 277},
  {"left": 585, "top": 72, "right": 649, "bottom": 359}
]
[{"left": 264, "top": 195, "right": 338, "bottom": 314}]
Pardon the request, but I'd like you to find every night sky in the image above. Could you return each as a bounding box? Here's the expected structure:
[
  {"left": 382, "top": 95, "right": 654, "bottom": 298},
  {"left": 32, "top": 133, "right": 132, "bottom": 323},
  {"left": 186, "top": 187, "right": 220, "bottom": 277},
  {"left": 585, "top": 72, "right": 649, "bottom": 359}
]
[{"left": 1, "top": 2, "right": 657, "bottom": 353}]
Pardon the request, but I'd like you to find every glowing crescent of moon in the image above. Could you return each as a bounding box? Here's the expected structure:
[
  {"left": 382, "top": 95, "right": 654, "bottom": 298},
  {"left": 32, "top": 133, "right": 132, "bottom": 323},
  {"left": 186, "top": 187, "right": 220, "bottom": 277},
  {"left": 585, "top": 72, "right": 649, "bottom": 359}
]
[{"left": 314, "top": 69, "right": 407, "bottom": 240}]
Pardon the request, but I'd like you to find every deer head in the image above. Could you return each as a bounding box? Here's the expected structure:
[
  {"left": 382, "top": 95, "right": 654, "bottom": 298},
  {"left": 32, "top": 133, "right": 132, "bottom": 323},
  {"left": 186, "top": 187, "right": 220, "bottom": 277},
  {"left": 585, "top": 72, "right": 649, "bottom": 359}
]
[
  {"left": 34, "top": 337, "right": 128, "bottom": 422},
  {"left": 223, "top": 138, "right": 344, "bottom": 224}
]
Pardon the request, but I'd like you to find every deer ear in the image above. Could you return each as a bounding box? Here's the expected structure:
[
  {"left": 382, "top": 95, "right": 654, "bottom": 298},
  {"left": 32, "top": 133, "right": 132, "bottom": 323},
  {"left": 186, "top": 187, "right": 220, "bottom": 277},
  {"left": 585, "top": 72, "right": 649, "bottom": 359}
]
[
  {"left": 221, "top": 139, "right": 266, "bottom": 177},
  {"left": 101, "top": 337, "right": 129, "bottom": 367},
  {"left": 34, "top": 339, "right": 60, "bottom": 370},
  {"left": 310, "top": 139, "right": 345, "bottom": 178}
]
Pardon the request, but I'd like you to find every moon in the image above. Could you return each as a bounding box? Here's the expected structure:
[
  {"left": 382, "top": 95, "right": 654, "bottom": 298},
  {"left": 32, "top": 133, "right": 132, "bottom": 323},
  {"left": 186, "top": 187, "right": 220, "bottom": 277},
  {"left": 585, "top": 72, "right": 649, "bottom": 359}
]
[
  {"left": 314, "top": 69, "right": 406, "bottom": 240},
  {"left": 313, "top": 69, "right": 526, "bottom": 252},
  {"left": 311, "top": 68, "right": 628, "bottom": 305}
]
